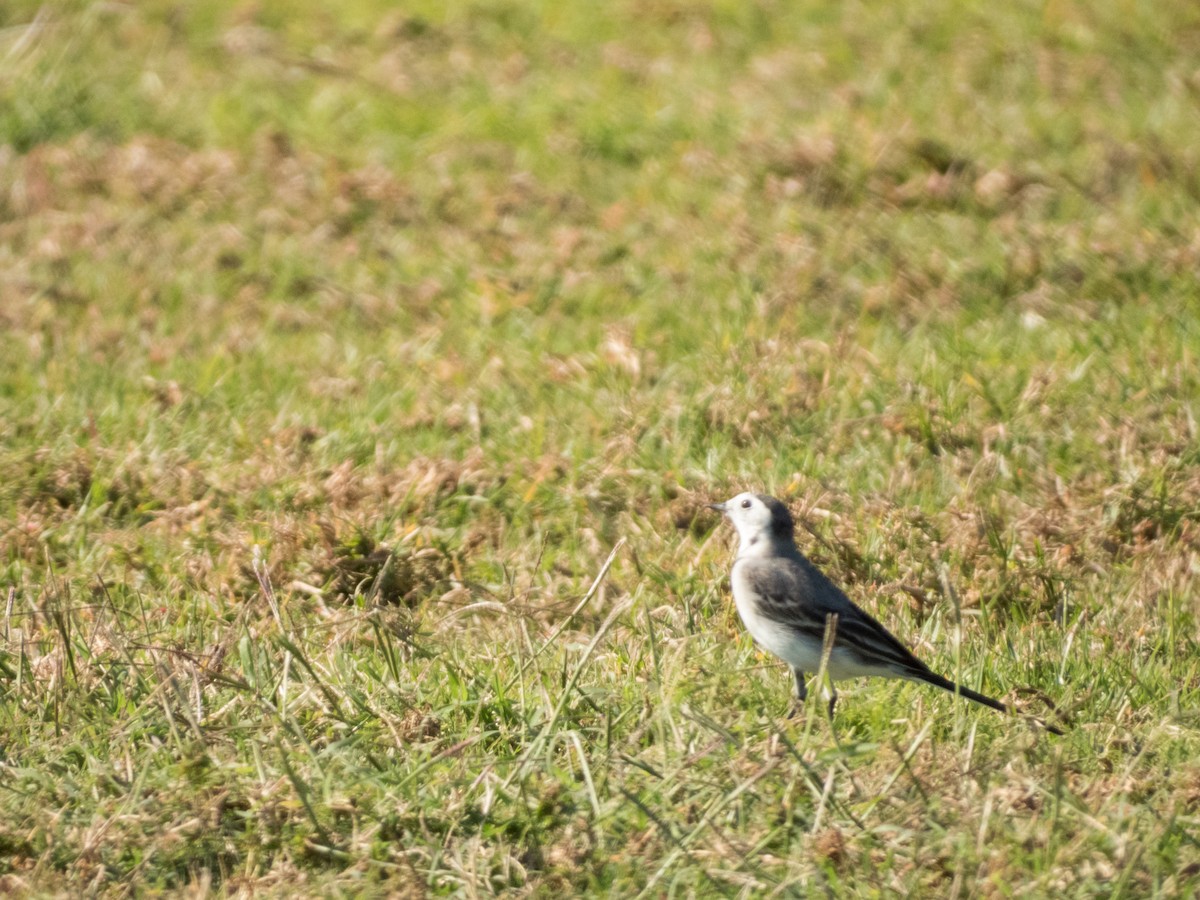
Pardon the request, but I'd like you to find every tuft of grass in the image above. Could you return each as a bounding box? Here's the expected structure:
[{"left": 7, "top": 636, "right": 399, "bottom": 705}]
[{"left": 2, "top": 0, "right": 1200, "bottom": 894}]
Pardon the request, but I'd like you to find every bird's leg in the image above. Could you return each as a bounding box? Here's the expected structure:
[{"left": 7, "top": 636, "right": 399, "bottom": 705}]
[
  {"left": 827, "top": 685, "right": 838, "bottom": 720},
  {"left": 788, "top": 667, "right": 807, "bottom": 719}
]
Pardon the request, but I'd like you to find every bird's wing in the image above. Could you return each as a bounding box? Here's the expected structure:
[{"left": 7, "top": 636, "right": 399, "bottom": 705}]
[{"left": 740, "top": 555, "right": 933, "bottom": 677}]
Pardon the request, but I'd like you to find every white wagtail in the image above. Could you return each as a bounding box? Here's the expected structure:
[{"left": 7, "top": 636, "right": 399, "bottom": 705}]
[{"left": 710, "top": 492, "right": 1060, "bottom": 731}]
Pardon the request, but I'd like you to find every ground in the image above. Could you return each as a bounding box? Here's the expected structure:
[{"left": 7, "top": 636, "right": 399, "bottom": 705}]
[{"left": 2, "top": 0, "right": 1200, "bottom": 895}]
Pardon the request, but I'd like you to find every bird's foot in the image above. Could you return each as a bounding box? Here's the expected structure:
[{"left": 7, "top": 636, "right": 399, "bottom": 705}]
[{"left": 789, "top": 668, "right": 808, "bottom": 720}]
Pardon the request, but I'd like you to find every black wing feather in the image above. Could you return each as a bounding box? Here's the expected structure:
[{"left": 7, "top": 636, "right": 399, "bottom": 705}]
[
  {"left": 736, "top": 552, "right": 1025, "bottom": 721},
  {"left": 740, "top": 555, "right": 934, "bottom": 677}
]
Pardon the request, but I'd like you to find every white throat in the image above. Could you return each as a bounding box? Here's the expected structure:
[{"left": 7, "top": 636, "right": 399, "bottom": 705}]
[{"left": 733, "top": 528, "right": 794, "bottom": 560}]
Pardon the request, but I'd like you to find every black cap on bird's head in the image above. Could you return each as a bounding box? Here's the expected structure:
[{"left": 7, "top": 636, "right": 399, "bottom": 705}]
[
  {"left": 708, "top": 492, "right": 796, "bottom": 547},
  {"left": 754, "top": 493, "right": 795, "bottom": 540}
]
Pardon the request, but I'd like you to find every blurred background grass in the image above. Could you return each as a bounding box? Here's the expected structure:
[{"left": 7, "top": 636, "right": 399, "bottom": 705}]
[{"left": 1, "top": 0, "right": 1199, "bottom": 895}]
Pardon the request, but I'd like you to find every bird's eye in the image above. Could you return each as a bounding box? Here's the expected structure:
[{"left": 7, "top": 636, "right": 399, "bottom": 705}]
[{"left": 740, "top": 499, "right": 752, "bottom": 509}]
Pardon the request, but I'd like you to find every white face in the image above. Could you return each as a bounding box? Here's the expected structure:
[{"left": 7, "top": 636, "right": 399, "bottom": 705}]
[{"left": 711, "top": 492, "right": 774, "bottom": 543}]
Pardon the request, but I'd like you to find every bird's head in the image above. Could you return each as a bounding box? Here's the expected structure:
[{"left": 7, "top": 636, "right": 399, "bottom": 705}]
[{"left": 708, "top": 492, "right": 795, "bottom": 555}]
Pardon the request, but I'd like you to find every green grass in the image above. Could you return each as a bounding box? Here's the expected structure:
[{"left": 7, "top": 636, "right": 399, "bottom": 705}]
[{"left": 2, "top": 0, "right": 1200, "bottom": 894}]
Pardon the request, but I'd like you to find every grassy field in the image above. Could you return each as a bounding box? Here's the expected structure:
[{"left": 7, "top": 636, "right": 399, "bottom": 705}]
[{"left": 3, "top": 0, "right": 1200, "bottom": 895}]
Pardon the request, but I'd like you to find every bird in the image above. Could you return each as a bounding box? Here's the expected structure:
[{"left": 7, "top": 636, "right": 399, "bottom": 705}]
[{"left": 709, "top": 491, "right": 1059, "bottom": 732}]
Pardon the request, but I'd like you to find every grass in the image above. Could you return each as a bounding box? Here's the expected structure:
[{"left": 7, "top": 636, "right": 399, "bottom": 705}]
[{"left": 2, "top": 0, "right": 1200, "bottom": 894}]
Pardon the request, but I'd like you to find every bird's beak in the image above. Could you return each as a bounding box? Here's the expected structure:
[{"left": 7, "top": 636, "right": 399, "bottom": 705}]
[{"left": 706, "top": 502, "right": 727, "bottom": 513}]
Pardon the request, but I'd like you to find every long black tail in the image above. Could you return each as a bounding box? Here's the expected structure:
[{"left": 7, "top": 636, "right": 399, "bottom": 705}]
[
  {"left": 922, "top": 671, "right": 1007, "bottom": 713},
  {"left": 916, "top": 670, "right": 1065, "bottom": 735}
]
